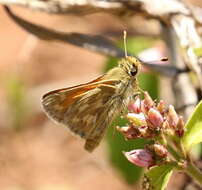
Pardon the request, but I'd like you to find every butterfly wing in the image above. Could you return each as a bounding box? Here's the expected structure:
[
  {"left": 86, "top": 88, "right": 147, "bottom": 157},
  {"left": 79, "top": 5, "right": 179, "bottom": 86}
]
[
  {"left": 42, "top": 76, "right": 123, "bottom": 152},
  {"left": 84, "top": 88, "right": 123, "bottom": 151},
  {"left": 42, "top": 75, "right": 105, "bottom": 124}
]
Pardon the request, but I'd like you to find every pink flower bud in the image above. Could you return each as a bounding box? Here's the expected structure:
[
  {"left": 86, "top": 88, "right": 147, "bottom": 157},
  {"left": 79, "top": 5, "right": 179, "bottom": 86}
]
[
  {"left": 128, "top": 98, "right": 141, "bottom": 113},
  {"left": 124, "top": 149, "right": 154, "bottom": 167},
  {"left": 162, "top": 120, "right": 170, "bottom": 129},
  {"left": 175, "top": 116, "right": 185, "bottom": 137},
  {"left": 167, "top": 105, "right": 179, "bottom": 128},
  {"left": 143, "top": 91, "right": 154, "bottom": 110},
  {"left": 157, "top": 100, "right": 166, "bottom": 114},
  {"left": 127, "top": 113, "right": 147, "bottom": 127},
  {"left": 138, "top": 126, "right": 156, "bottom": 138},
  {"left": 116, "top": 126, "right": 140, "bottom": 139},
  {"left": 148, "top": 108, "right": 164, "bottom": 127},
  {"left": 162, "top": 120, "right": 175, "bottom": 136}
]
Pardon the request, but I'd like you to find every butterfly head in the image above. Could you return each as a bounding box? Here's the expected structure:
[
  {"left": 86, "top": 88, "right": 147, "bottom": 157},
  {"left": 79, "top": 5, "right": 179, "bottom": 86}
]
[{"left": 119, "top": 56, "right": 141, "bottom": 77}]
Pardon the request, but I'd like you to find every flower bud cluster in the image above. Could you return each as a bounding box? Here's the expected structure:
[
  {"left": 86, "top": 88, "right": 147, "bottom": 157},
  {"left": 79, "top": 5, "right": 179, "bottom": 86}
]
[
  {"left": 119, "top": 92, "right": 186, "bottom": 168},
  {"left": 119, "top": 92, "right": 185, "bottom": 140}
]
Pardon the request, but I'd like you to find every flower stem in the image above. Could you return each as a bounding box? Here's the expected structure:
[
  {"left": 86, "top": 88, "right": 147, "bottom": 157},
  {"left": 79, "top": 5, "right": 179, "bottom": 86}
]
[
  {"left": 167, "top": 144, "right": 181, "bottom": 161},
  {"left": 184, "top": 161, "right": 202, "bottom": 186}
]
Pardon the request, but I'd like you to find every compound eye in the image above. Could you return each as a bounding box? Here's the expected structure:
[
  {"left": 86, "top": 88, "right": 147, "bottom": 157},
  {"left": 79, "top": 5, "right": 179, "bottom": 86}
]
[{"left": 130, "top": 66, "right": 138, "bottom": 76}]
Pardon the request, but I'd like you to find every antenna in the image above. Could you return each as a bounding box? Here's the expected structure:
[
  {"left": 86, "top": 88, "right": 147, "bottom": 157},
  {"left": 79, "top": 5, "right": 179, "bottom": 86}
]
[{"left": 123, "top": 30, "right": 128, "bottom": 58}]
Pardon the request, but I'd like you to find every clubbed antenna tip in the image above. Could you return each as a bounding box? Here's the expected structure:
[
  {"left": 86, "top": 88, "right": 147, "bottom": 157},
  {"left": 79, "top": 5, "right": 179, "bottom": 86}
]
[{"left": 160, "top": 57, "right": 168, "bottom": 62}]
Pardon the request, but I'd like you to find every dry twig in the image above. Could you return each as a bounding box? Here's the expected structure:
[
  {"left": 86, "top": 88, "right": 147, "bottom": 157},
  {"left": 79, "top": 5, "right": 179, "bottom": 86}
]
[{"left": 3, "top": 5, "right": 184, "bottom": 77}]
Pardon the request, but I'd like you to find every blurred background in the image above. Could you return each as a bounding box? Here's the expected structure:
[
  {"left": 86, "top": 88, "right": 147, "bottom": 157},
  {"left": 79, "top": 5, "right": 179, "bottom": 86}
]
[{"left": 0, "top": 1, "right": 201, "bottom": 190}]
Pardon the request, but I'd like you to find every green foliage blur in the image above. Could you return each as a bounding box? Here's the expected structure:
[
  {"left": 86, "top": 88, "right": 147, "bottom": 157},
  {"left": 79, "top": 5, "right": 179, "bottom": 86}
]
[{"left": 5, "top": 75, "right": 28, "bottom": 131}]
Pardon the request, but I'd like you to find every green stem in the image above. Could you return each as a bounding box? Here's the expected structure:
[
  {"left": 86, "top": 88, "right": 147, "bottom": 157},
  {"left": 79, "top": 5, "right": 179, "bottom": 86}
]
[
  {"left": 162, "top": 134, "right": 182, "bottom": 161},
  {"left": 179, "top": 140, "right": 187, "bottom": 159},
  {"left": 167, "top": 144, "right": 181, "bottom": 161},
  {"left": 184, "top": 161, "right": 202, "bottom": 186}
]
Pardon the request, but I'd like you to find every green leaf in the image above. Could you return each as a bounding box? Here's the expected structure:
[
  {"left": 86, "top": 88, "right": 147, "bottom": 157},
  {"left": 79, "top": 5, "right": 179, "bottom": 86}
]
[
  {"left": 143, "top": 164, "right": 174, "bottom": 190},
  {"left": 190, "top": 144, "right": 202, "bottom": 160},
  {"left": 5, "top": 75, "right": 29, "bottom": 131},
  {"left": 182, "top": 100, "right": 202, "bottom": 151}
]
